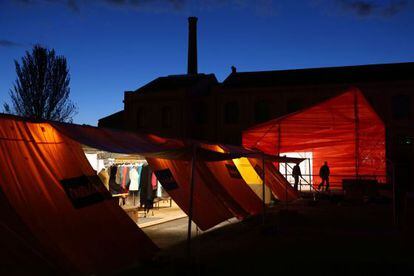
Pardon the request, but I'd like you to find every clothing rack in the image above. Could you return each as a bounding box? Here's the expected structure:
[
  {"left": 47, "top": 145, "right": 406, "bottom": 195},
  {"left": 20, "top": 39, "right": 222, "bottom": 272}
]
[
  {"left": 105, "top": 160, "right": 148, "bottom": 169},
  {"left": 112, "top": 158, "right": 147, "bottom": 164}
]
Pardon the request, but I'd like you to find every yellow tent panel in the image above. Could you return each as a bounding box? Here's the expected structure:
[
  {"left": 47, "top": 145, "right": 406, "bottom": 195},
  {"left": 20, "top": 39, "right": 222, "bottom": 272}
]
[{"left": 233, "top": 158, "right": 271, "bottom": 203}]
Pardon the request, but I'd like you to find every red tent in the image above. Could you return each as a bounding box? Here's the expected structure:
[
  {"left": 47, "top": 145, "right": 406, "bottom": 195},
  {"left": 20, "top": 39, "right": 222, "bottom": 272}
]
[
  {"left": 147, "top": 158, "right": 236, "bottom": 230},
  {"left": 198, "top": 144, "right": 264, "bottom": 216},
  {"left": 53, "top": 122, "right": 275, "bottom": 229},
  {"left": 243, "top": 88, "right": 386, "bottom": 189},
  {"left": 53, "top": 122, "right": 261, "bottom": 230},
  {"left": 0, "top": 115, "right": 158, "bottom": 274},
  {"left": 0, "top": 113, "right": 304, "bottom": 273}
]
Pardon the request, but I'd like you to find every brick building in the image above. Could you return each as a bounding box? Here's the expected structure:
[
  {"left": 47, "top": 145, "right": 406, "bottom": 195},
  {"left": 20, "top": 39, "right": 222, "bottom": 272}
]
[{"left": 98, "top": 17, "right": 414, "bottom": 190}]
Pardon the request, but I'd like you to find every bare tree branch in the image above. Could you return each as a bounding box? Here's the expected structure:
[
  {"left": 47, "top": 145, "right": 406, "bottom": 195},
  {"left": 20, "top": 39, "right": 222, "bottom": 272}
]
[{"left": 4, "top": 45, "right": 77, "bottom": 122}]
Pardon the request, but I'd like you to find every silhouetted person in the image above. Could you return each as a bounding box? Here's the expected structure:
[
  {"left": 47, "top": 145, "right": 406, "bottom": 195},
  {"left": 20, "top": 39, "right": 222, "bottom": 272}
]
[
  {"left": 292, "top": 163, "right": 302, "bottom": 191},
  {"left": 318, "top": 161, "right": 330, "bottom": 191}
]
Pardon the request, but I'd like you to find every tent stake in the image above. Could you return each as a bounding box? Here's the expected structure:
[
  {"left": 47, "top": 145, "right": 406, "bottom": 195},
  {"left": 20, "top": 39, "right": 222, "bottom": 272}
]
[{"left": 187, "top": 144, "right": 197, "bottom": 260}]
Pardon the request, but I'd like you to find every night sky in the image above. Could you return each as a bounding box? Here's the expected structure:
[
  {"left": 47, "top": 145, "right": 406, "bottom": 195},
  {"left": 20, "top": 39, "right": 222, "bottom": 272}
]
[{"left": 1, "top": 0, "right": 413, "bottom": 125}]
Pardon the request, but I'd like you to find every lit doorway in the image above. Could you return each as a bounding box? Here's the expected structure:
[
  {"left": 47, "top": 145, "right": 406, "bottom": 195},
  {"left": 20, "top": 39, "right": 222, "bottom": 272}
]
[{"left": 279, "top": 152, "right": 313, "bottom": 191}]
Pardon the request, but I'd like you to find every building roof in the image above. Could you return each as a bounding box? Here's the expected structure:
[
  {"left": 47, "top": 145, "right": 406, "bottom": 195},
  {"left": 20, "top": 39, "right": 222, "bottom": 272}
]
[
  {"left": 222, "top": 62, "right": 414, "bottom": 88},
  {"left": 131, "top": 73, "right": 218, "bottom": 94},
  {"left": 97, "top": 110, "right": 124, "bottom": 128},
  {"left": 98, "top": 110, "right": 124, "bottom": 120}
]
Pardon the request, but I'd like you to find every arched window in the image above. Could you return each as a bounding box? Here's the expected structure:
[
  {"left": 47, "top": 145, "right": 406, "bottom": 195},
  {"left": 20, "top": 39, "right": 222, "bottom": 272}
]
[
  {"left": 392, "top": 94, "right": 411, "bottom": 119},
  {"left": 161, "top": 106, "right": 173, "bottom": 128},
  {"left": 136, "top": 107, "right": 145, "bottom": 128},
  {"left": 193, "top": 101, "right": 208, "bottom": 124},
  {"left": 254, "top": 100, "right": 270, "bottom": 123},
  {"left": 224, "top": 101, "right": 239, "bottom": 124}
]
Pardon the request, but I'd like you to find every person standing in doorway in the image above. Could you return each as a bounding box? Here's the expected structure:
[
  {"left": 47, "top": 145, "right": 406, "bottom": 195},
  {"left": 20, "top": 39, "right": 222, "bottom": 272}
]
[
  {"left": 318, "top": 161, "right": 330, "bottom": 191},
  {"left": 292, "top": 162, "right": 302, "bottom": 191}
]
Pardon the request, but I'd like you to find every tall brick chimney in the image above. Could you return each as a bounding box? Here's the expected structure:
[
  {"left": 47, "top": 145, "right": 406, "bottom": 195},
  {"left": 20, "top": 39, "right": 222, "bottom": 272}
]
[{"left": 187, "top": 17, "right": 198, "bottom": 75}]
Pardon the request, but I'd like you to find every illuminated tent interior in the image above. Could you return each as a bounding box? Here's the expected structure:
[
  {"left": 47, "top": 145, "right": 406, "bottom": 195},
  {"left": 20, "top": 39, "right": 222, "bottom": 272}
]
[
  {"left": 0, "top": 114, "right": 301, "bottom": 274},
  {"left": 54, "top": 120, "right": 301, "bottom": 229},
  {"left": 54, "top": 121, "right": 263, "bottom": 230},
  {"left": 243, "top": 88, "right": 386, "bottom": 189}
]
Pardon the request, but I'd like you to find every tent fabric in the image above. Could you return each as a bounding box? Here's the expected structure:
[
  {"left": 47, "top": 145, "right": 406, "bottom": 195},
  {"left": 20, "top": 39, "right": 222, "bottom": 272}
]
[
  {"left": 243, "top": 88, "right": 386, "bottom": 189},
  {"left": 247, "top": 158, "right": 299, "bottom": 201},
  {"left": 52, "top": 121, "right": 186, "bottom": 158},
  {"left": 146, "top": 158, "right": 234, "bottom": 231},
  {"left": 0, "top": 186, "right": 67, "bottom": 275},
  {"left": 202, "top": 159, "right": 263, "bottom": 216},
  {"left": 53, "top": 122, "right": 244, "bottom": 161},
  {"left": 148, "top": 145, "right": 264, "bottom": 230},
  {"left": 197, "top": 144, "right": 263, "bottom": 214},
  {"left": 202, "top": 144, "right": 299, "bottom": 202},
  {"left": 0, "top": 113, "right": 306, "bottom": 274},
  {"left": 221, "top": 144, "right": 305, "bottom": 163},
  {"left": 232, "top": 157, "right": 273, "bottom": 203},
  {"left": 52, "top": 122, "right": 300, "bottom": 225},
  {"left": 5, "top": 114, "right": 304, "bottom": 162},
  {"left": 233, "top": 157, "right": 298, "bottom": 202},
  {"left": 0, "top": 117, "right": 158, "bottom": 274},
  {"left": 53, "top": 123, "right": 263, "bottom": 228},
  {"left": 195, "top": 161, "right": 250, "bottom": 219},
  {"left": 0, "top": 114, "right": 301, "bottom": 240},
  {"left": 147, "top": 157, "right": 263, "bottom": 231}
]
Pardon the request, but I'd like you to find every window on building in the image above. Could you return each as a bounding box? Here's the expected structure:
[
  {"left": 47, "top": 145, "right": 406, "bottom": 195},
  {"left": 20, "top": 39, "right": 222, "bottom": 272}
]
[
  {"left": 136, "top": 108, "right": 145, "bottom": 128},
  {"left": 287, "top": 98, "right": 304, "bottom": 113},
  {"left": 254, "top": 100, "right": 270, "bottom": 123},
  {"left": 224, "top": 101, "right": 239, "bottom": 124},
  {"left": 161, "top": 106, "right": 173, "bottom": 128},
  {"left": 193, "top": 101, "right": 208, "bottom": 124},
  {"left": 392, "top": 94, "right": 411, "bottom": 119},
  {"left": 398, "top": 135, "right": 414, "bottom": 146}
]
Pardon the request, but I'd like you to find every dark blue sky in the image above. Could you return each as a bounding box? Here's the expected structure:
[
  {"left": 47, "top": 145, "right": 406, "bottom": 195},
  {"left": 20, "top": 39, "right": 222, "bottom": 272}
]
[{"left": 1, "top": 0, "right": 413, "bottom": 125}]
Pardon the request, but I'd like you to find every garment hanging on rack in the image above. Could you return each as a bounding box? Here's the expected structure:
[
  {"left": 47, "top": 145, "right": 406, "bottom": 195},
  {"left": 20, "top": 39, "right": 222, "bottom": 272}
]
[
  {"left": 129, "top": 166, "right": 140, "bottom": 191},
  {"left": 137, "top": 164, "right": 143, "bottom": 190},
  {"left": 138, "top": 165, "right": 155, "bottom": 210},
  {"left": 121, "top": 166, "right": 130, "bottom": 192},
  {"left": 156, "top": 181, "right": 162, "bottom": 198},
  {"left": 145, "top": 169, "right": 155, "bottom": 210},
  {"left": 115, "top": 165, "right": 122, "bottom": 185},
  {"left": 139, "top": 165, "right": 150, "bottom": 208},
  {"left": 151, "top": 172, "right": 157, "bottom": 189},
  {"left": 109, "top": 165, "right": 121, "bottom": 194}
]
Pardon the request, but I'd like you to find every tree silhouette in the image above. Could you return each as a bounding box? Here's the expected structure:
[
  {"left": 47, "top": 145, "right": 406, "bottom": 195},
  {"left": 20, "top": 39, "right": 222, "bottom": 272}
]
[{"left": 4, "top": 45, "right": 77, "bottom": 122}]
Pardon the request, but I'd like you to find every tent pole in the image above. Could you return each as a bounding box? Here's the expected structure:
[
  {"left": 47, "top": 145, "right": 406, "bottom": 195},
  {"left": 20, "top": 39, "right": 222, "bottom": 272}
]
[
  {"left": 262, "top": 152, "right": 266, "bottom": 225},
  {"left": 308, "top": 158, "right": 311, "bottom": 191},
  {"left": 391, "top": 161, "right": 397, "bottom": 227},
  {"left": 277, "top": 123, "right": 281, "bottom": 156},
  {"left": 285, "top": 161, "right": 288, "bottom": 208},
  {"left": 187, "top": 144, "right": 197, "bottom": 260},
  {"left": 354, "top": 90, "right": 360, "bottom": 179}
]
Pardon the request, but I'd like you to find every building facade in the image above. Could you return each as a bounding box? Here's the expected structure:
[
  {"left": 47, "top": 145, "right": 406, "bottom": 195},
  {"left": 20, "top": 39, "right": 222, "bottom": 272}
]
[
  {"left": 99, "top": 62, "right": 414, "bottom": 162},
  {"left": 98, "top": 18, "right": 414, "bottom": 190}
]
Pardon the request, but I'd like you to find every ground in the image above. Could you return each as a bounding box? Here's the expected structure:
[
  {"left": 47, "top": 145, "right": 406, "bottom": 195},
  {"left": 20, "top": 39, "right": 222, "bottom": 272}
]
[{"left": 121, "top": 196, "right": 414, "bottom": 275}]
